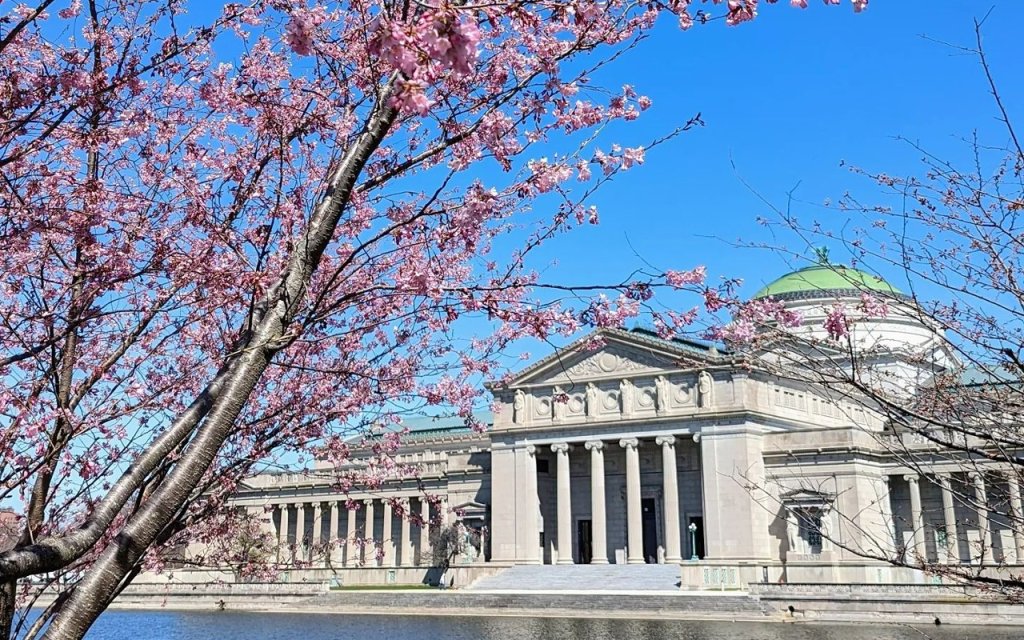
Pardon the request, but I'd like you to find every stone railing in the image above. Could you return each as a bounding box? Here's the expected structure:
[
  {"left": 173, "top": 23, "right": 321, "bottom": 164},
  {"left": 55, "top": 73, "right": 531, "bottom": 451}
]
[
  {"left": 750, "top": 582, "right": 1008, "bottom": 602},
  {"left": 118, "top": 581, "right": 329, "bottom": 596},
  {"left": 251, "top": 460, "right": 449, "bottom": 489}
]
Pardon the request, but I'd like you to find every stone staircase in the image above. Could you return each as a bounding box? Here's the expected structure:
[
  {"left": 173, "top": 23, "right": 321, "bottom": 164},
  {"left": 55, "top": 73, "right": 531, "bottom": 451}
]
[
  {"left": 467, "top": 563, "right": 682, "bottom": 592},
  {"left": 315, "top": 565, "right": 768, "bottom": 619},
  {"left": 317, "top": 590, "right": 768, "bottom": 619}
]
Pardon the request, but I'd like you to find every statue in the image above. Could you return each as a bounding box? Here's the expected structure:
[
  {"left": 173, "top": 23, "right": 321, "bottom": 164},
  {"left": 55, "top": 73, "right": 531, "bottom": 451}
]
[
  {"left": 655, "top": 375, "right": 669, "bottom": 413},
  {"left": 819, "top": 510, "right": 833, "bottom": 552},
  {"left": 697, "top": 371, "right": 714, "bottom": 408},
  {"left": 619, "top": 379, "right": 634, "bottom": 417},
  {"left": 786, "top": 509, "right": 800, "bottom": 555},
  {"left": 552, "top": 385, "right": 566, "bottom": 422},
  {"left": 585, "top": 383, "right": 600, "bottom": 418},
  {"left": 513, "top": 389, "right": 526, "bottom": 424}
]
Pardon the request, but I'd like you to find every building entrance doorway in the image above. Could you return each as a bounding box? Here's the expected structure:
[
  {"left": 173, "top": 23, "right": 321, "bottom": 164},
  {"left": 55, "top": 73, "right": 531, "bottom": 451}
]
[
  {"left": 577, "top": 519, "right": 592, "bottom": 564},
  {"left": 641, "top": 498, "right": 658, "bottom": 563}
]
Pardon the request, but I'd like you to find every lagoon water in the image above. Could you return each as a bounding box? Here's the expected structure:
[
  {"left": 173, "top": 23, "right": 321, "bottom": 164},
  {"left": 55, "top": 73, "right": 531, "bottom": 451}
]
[{"left": 50, "top": 611, "right": 1020, "bottom": 640}]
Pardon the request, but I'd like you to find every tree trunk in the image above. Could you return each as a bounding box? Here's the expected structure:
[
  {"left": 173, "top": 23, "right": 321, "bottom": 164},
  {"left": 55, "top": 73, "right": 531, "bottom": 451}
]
[{"left": 41, "top": 89, "right": 398, "bottom": 640}]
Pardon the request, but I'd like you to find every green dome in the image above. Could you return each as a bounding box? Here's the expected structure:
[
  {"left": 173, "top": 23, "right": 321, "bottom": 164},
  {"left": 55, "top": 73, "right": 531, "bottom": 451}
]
[{"left": 753, "top": 265, "right": 902, "bottom": 300}]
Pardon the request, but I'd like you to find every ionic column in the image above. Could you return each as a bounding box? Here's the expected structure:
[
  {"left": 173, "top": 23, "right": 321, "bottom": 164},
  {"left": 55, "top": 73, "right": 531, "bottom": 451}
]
[
  {"left": 345, "top": 502, "right": 357, "bottom": 567},
  {"left": 970, "top": 472, "right": 995, "bottom": 564},
  {"left": 585, "top": 440, "right": 608, "bottom": 564},
  {"left": 904, "top": 475, "right": 926, "bottom": 562},
  {"left": 313, "top": 502, "right": 323, "bottom": 564},
  {"left": 329, "top": 501, "right": 341, "bottom": 565},
  {"left": 418, "top": 498, "right": 431, "bottom": 566},
  {"left": 364, "top": 499, "right": 376, "bottom": 565},
  {"left": 295, "top": 503, "right": 307, "bottom": 562},
  {"left": 656, "top": 435, "right": 682, "bottom": 563},
  {"left": 382, "top": 499, "right": 395, "bottom": 567},
  {"left": 525, "top": 444, "right": 541, "bottom": 564},
  {"left": 278, "top": 504, "right": 290, "bottom": 563},
  {"left": 1007, "top": 471, "right": 1024, "bottom": 564},
  {"left": 880, "top": 475, "right": 896, "bottom": 558},
  {"left": 938, "top": 474, "right": 960, "bottom": 564},
  {"left": 400, "top": 498, "right": 413, "bottom": 566},
  {"left": 551, "top": 443, "right": 574, "bottom": 564},
  {"left": 620, "top": 438, "right": 643, "bottom": 564}
]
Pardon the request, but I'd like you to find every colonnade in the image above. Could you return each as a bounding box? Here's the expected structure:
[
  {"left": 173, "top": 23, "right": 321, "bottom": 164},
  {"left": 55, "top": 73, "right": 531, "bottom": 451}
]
[
  {"left": 271, "top": 497, "right": 437, "bottom": 567},
  {"left": 900, "top": 470, "right": 1024, "bottom": 565},
  {"left": 528, "top": 435, "right": 687, "bottom": 564}
]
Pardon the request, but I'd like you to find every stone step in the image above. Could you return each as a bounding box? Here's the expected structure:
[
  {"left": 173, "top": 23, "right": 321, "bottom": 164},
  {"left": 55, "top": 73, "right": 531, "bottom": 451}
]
[
  {"left": 316, "top": 591, "right": 767, "bottom": 617},
  {"left": 467, "top": 564, "right": 682, "bottom": 592}
]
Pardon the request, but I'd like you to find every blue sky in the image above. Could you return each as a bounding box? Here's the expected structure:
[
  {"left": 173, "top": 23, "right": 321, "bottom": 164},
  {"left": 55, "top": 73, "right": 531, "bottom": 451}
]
[
  {"left": 524, "top": 1, "right": 1023, "bottom": 301},
  {"left": 177, "top": 2, "right": 1024, "bottom": 428}
]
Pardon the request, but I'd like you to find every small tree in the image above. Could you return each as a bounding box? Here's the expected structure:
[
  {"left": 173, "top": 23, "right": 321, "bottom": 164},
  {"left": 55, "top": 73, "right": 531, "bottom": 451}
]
[
  {"left": 428, "top": 523, "right": 467, "bottom": 573},
  {"left": 190, "top": 511, "right": 281, "bottom": 583},
  {"left": 730, "top": 22, "right": 1024, "bottom": 599},
  {"left": 0, "top": 1, "right": 866, "bottom": 638}
]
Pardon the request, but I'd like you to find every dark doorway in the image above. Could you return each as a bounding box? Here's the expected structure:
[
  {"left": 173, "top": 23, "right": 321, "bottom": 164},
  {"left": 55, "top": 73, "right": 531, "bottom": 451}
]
[
  {"left": 641, "top": 498, "right": 658, "bottom": 563},
  {"left": 577, "top": 519, "right": 592, "bottom": 564},
  {"left": 687, "top": 516, "right": 705, "bottom": 559}
]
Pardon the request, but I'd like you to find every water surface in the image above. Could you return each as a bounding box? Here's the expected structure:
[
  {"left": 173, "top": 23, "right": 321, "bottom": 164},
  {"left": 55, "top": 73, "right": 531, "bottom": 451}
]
[{"left": 63, "top": 611, "right": 1020, "bottom": 640}]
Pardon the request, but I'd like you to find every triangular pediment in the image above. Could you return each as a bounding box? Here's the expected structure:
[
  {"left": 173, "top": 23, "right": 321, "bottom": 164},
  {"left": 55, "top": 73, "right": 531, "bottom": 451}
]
[
  {"left": 505, "top": 328, "right": 721, "bottom": 387},
  {"left": 452, "top": 500, "right": 487, "bottom": 520},
  {"left": 782, "top": 488, "right": 835, "bottom": 507}
]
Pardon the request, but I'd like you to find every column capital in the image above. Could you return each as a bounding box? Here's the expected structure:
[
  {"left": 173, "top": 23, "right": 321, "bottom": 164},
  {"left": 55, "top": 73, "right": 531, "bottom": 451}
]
[
  {"left": 551, "top": 442, "right": 571, "bottom": 454},
  {"left": 692, "top": 432, "right": 701, "bottom": 443},
  {"left": 363, "top": 498, "right": 374, "bottom": 506},
  {"left": 655, "top": 435, "right": 676, "bottom": 448},
  {"left": 903, "top": 474, "right": 919, "bottom": 484},
  {"left": 969, "top": 470, "right": 985, "bottom": 482},
  {"left": 524, "top": 444, "right": 537, "bottom": 455},
  {"left": 584, "top": 440, "right": 604, "bottom": 451},
  {"left": 619, "top": 437, "right": 639, "bottom": 450}
]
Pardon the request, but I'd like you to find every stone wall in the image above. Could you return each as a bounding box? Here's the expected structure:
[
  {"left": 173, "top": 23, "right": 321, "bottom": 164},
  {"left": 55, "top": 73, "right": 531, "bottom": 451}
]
[{"left": 752, "top": 582, "right": 1024, "bottom": 625}]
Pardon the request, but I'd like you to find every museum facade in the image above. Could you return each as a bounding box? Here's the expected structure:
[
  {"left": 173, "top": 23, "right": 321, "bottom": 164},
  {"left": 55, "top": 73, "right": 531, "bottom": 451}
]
[{"left": 224, "top": 266, "right": 1024, "bottom": 588}]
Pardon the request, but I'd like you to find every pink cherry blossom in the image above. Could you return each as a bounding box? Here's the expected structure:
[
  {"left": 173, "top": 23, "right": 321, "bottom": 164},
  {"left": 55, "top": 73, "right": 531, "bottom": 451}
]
[
  {"left": 666, "top": 266, "right": 708, "bottom": 288},
  {"left": 825, "top": 304, "right": 850, "bottom": 339},
  {"left": 0, "top": 0, "right": 864, "bottom": 635}
]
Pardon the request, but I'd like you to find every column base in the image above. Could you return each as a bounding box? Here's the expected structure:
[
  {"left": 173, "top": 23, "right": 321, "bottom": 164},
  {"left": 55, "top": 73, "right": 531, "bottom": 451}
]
[
  {"left": 590, "top": 558, "right": 609, "bottom": 565},
  {"left": 627, "top": 557, "right": 645, "bottom": 564},
  {"left": 665, "top": 556, "right": 683, "bottom": 564},
  {"left": 556, "top": 559, "right": 575, "bottom": 565}
]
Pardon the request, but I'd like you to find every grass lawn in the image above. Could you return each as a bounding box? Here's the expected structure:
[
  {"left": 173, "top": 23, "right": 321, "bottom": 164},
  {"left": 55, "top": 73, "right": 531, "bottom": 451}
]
[{"left": 329, "top": 584, "right": 435, "bottom": 591}]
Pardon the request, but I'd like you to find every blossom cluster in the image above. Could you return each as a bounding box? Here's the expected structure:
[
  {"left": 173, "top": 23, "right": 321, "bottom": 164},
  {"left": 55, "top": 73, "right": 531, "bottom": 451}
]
[{"left": 368, "top": 10, "right": 482, "bottom": 114}]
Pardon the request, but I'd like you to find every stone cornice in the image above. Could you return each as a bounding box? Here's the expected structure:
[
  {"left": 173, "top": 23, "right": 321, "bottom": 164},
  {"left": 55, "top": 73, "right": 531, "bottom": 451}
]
[{"left": 486, "top": 327, "right": 730, "bottom": 391}]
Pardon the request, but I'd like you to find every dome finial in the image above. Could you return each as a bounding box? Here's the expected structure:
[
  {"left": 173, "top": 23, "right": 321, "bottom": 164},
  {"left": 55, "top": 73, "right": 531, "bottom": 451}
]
[{"left": 814, "top": 246, "right": 830, "bottom": 265}]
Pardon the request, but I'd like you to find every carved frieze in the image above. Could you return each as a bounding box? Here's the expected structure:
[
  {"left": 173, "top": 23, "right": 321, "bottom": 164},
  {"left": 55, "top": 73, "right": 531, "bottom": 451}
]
[
  {"left": 539, "top": 346, "right": 673, "bottom": 384},
  {"left": 502, "top": 361, "right": 733, "bottom": 429}
]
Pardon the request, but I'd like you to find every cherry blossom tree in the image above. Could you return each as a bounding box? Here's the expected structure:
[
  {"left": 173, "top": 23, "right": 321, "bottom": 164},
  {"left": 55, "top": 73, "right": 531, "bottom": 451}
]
[
  {"left": 0, "top": 1, "right": 864, "bottom": 638},
  {"left": 728, "top": 23, "right": 1024, "bottom": 599}
]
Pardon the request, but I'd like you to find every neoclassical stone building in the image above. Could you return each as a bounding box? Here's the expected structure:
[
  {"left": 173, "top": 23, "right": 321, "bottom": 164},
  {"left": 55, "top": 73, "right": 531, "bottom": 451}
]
[{"left": 223, "top": 266, "right": 1024, "bottom": 588}]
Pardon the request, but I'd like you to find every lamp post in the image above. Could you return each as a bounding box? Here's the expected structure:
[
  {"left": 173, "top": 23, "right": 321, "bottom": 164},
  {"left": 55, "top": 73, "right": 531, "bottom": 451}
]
[{"left": 688, "top": 522, "right": 699, "bottom": 561}]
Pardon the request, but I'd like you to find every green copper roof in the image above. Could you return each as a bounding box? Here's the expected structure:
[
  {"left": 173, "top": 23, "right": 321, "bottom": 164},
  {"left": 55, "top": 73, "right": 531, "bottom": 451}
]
[{"left": 753, "top": 265, "right": 902, "bottom": 300}]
